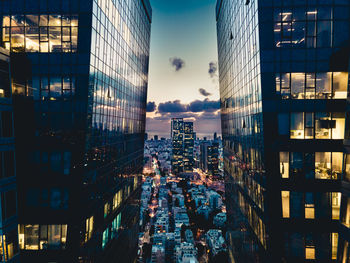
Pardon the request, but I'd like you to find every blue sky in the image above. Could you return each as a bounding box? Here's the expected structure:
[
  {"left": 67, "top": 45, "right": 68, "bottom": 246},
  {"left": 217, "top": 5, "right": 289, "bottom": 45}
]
[{"left": 146, "top": 0, "right": 221, "bottom": 139}]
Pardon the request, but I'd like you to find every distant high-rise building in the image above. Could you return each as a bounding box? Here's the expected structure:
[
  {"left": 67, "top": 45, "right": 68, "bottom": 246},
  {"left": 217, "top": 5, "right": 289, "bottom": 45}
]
[
  {"left": 183, "top": 122, "right": 194, "bottom": 172},
  {"left": 200, "top": 141, "right": 210, "bottom": 172},
  {"left": 213, "top": 132, "right": 217, "bottom": 141},
  {"left": 1, "top": 0, "right": 152, "bottom": 262},
  {"left": 171, "top": 119, "right": 194, "bottom": 174},
  {"left": 171, "top": 118, "right": 184, "bottom": 174},
  {"left": 200, "top": 141, "right": 219, "bottom": 176},
  {"left": 0, "top": 47, "right": 19, "bottom": 262},
  {"left": 217, "top": 0, "right": 350, "bottom": 262}
]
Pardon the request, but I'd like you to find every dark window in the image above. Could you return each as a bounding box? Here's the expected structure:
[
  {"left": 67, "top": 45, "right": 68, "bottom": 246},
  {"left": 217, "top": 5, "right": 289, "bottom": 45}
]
[
  {"left": 5, "top": 190, "right": 16, "bottom": 219},
  {"left": 1, "top": 111, "right": 13, "bottom": 137},
  {"left": 3, "top": 151, "right": 15, "bottom": 178}
]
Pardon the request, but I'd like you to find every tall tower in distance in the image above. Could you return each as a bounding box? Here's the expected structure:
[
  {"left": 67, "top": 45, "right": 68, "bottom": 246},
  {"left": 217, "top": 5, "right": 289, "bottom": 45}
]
[
  {"left": 183, "top": 122, "right": 194, "bottom": 172},
  {"left": 171, "top": 118, "right": 194, "bottom": 174},
  {"left": 0, "top": 0, "right": 152, "bottom": 262},
  {"left": 171, "top": 118, "right": 184, "bottom": 174},
  {"left": 217, "top": 0, "right": 350, "bottom": 262}
]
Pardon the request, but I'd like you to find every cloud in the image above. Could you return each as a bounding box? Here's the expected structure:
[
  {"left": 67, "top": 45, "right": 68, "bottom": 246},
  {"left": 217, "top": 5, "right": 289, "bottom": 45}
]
[
  {"left": 158, "top": 100, "right": 188, "bottom": 113},
  {"left": 169, "top": 57, "right": 185, "bottom": 71},
  {"left": 156, "top": 99, "right": 220, "bottom": 114},
  {"left": 199, "top": 88, "right": 212, "bottom": 97},
  {"left": 188, "top": 99, "right": 220, "bottom": 113},
  {"left": 208, "top": 62, "right": 218, "bottom": 78},
  {"left": 147, "top": 101, "right": 156, "bottom": 112}
]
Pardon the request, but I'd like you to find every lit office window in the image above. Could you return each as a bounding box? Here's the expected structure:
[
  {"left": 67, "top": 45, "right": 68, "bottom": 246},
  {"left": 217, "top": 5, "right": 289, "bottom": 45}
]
[
  {"left": 290, "top": 112, "right": 345, "bottom": 139},
  {"left": 18, "top": 224, "right": 67, "bottom": 250},
  {"left": 305, "top": 246, "right": 316, "bottom": 260},
  {"left": 341, "top": 197, "right": 350, "bottom": 228},
  {"left": 280, "top": 152, "right": 289, "bottom": 178},
  {"left": 315, "top": 152, "right": 343, "bottom": 180},
  {"left": 276, "top": 72, "right": 348, "bottom": 100},
  {"left": 305, "top": 193, "right": 315, "bottom": 219},
  {"left": 104, "top": 203, "right": 110, "bottom": 218},
  {"left": 113, "top": 190, "right": 122, "bottom": 210},
  {"left": 345, "top": 154, "right": 350, "bottom": 182},
  {"left": 85, "top": 216, "right": 94, "bottom": 242},
  {"left": 332, "top": 233, "right": 338, "bottom": 260},
  {"left": 281, "top": 191, "right": 290, "bottom": 218},
  {"left": 0, "top": 230, "right": 18, "bottom": 261},
  {"left": 332, "top": 193, "right": 341, "bottom": 220},
  {"left": 2, "top": 15, "right": 78, "bottom": 53},
  {"left": 290, "top": 113, "right": 304, "bottom": 139},
  {"left": 305, "top": 234, "right": 316, "bottom": 259}
]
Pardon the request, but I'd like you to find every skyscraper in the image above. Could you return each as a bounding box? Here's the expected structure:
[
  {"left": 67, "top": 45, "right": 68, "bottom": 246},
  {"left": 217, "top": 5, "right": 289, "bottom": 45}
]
[
  {"left": 217, "top": 0, "right": 350, "bottom": 262},
  {"left": 0, "top": 47, "right": 19, "bottom": 262},
  {"left": 171, "top": 118, "right": 184, "bottom": 174},
  {"left": 183, "top": 122, "right": 194, "bottom": 173},
  {"left": 171, "top": 118, "right": 194, "bottom": 174},
  {"left": 200, "top": 141, "right": 219, "bottom": 176},
  {"left": 0, "top": 0, "right": 152, "bottom": 262}
]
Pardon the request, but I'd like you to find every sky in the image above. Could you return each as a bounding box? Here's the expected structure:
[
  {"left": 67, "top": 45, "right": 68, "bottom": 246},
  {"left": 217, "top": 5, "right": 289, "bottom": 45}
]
[{"left": 146, "top": 0, "right": 221, "bottom": 139}]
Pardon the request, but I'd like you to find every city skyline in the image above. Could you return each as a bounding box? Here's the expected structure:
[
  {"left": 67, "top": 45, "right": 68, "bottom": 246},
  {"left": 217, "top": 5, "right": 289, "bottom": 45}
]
[
  {"left": 0, "top": 0, "right": 349, "bottom": 263},
  {"left": 146, "top": 0, "right": 221, "bottom": 139}
]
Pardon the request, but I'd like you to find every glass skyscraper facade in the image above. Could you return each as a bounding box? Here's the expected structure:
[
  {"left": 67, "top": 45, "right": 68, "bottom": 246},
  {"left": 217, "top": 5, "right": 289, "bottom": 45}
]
[
  {"left": 0, "top": 0, "right": 152, "bottom": 262},
  {"left": 216, "top": 0, "right": 350, "bottom": 262},
  {"left": 0, "top": 47, "right": 19, "bottom": 263}
]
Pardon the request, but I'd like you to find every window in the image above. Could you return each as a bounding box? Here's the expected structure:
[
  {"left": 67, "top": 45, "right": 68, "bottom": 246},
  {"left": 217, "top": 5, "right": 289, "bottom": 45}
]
[
  {"left": 85, "top": 216, "right": 94, "bottom": 242},
  {"left": 113, "top": 190, "right": 122, "bottom": 210},
  {"left": 2, "top": 15, "right": 78, "bottom": 53},
  {"left": 3, "top": 151, "right": 15, "bottom": 178},
  {"left": 18, "top": 224, "right": 67, "bottom": 250},
  {"left": 1, "top": 111, "right": 13, "bottom": 137},
  {"left": 277, "top": 72, "right": 348, "bottom": 100},
  {"left": 291, "top": 73, "right": 305, "bottom": 99},
  {"left": 102, "top": 228, "right": 109, "bottom": 249},
  {"left": 305, "top": 193, "right": 315, "bottom": 219},
  {"left": 332, "top": 193, "right": 341, "bottom": 220},
  {"left": 305, "top": 234, "right": 315, "bottom": 260},
  {"left": 282, "top": 191, "right": 290, "bottom": 218},
  {"left": 0, "top": 229, "right": 19, "bottom": 261},
  {"left": 332, "top": 233, "right": 338, "bottom": 260},
  {"left": 2, "top": 190, "right": 17, "bottom": 219},
  {"left": 104, "top": 202, "right": 110, "bottom": 218},
  {"left": 290, "top": 113, "right": 304, "bottom": 139},
  {"left": 280, "top": 152, "right": 289, "bottom": 178},
  {"left": 290, "top": 112, "right": 344, "bottom": 140}
]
